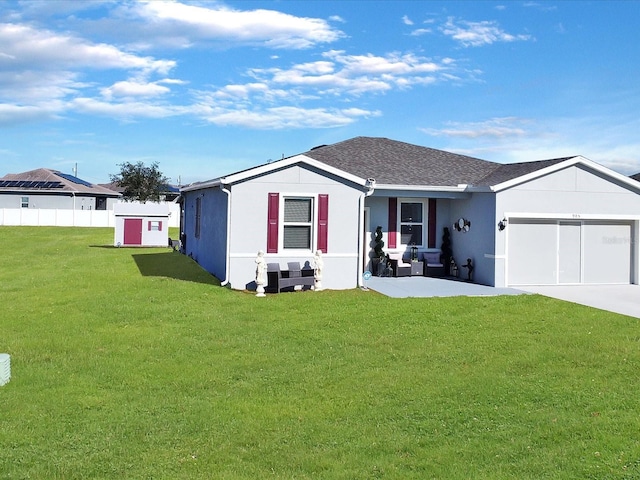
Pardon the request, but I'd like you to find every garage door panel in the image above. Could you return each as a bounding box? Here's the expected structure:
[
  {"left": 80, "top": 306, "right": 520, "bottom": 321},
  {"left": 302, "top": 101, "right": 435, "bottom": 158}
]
[
  {"left": 583, "top": 222, "right": 631, "bottom": 284},
  {"left": 559, "top": 222, "right": 581, "bottom": 284},
  {"left": 507, "top": 219, "right": 633, "bottom": 286},
  {"left": 508, "top": 220, "right": 557, "bottom": 285}
]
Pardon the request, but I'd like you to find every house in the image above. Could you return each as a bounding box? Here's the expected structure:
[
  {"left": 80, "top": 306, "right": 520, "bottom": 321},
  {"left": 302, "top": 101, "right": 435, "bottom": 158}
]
[
  {"left": 0, "top": 168, "right": 121, "bottom": 211},
  {"left": 113, "top": 203, "right": 170, "bottom": 247},
  {"left": 181, "top": 137, "right": 640, "bottom": 290},
  {"left": 631, "top": 173, "right": 640, "bottom": 182}
]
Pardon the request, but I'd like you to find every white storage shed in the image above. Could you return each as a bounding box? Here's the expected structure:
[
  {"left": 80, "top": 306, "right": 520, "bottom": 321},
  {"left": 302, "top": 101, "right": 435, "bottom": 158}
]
[{"left": 113, "top": 203, "right": 170, "bottom": 247}]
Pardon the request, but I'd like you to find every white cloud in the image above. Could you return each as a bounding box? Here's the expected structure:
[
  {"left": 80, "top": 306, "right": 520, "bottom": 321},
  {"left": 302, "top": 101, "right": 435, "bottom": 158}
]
[
  {"left": 246, "top": 51, "right": 449, "bottom": 97},
  {"left": 420, "top": 117, "right": 530, "bottom": 138},
  {"left": 0, "top": 21, "right": 177, "bottom": 108},
  {"left": 0, "top": 103, "right": 60, "bottom": 125},
  {"left": 133, "top": 1, "right": 344, "bottom": 49},
  {"left": 402, "top": 15, "right": 414, "bottom": 26},
  {"left": 198, "top": 105, "right": 380, "bottom": 129},
  {"left": 0, "top": 23, "right": 175, "bottom": 74},
  {"left": 101, "top": 81, "right": 171, "bottom": 100},
  {"left": 441, "top": 17, "right": 532, "bottom": 47},
  {"left": 71, "top": 97, "right": 183, "bottom": 120},
  {"left": 410, "top": 28, "right": 431, "bottom": 36},
  {"left": 420, "top": 116, "right": 640, "bottom": 175}
]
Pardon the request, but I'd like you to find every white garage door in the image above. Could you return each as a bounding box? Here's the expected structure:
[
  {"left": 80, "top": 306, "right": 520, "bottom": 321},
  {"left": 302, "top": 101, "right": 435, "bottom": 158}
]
[{"left": 507, "top": 219, "right": 632, "bottom": 286}]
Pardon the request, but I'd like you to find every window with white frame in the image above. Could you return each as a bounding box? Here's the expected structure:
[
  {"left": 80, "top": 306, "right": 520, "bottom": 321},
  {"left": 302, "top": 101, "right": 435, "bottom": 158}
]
[
  {"left": 21, "top": 196, "right": 29, "bottom": 208},
  {"left": 283, "top": 197, "right": 313, "bottom": 249},
  {"left": 400, "top": 201, "right": 424, "bottom": 246}
]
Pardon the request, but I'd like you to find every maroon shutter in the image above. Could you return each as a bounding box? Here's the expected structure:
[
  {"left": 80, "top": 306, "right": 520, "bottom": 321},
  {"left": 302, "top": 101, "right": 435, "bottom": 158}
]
[
  {"left": 158, "top": 221, "right": 163, "bottom": 232},
  {"left": 317, "top": 194, "right": 329, "bottom": 253},
  {"left": 428, "top": 198, "right": 436, "bottom": 248},
  {"left": 148, "top": 220, "right": 151, "bottom": 231},
  {"left": 267, "top": 193, "right": 279, "bottom": 253},
  {"left": 388, "top": 197, "right": 397, "bottom": 249}
]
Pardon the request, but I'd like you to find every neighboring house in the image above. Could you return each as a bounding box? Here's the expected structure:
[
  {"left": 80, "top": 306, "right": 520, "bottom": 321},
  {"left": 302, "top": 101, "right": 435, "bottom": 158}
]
[
  {"left": 113, "top": 203, "right": 170, "bottom": 247},
  {"left": 631, "top": 173, "right": 640, "bottom": 182},
  {"left": 181, "top": 137, "right": 640, "bottom": 290},
  {"left": 0, "top": 168, "right": 120, "bottom": 210}
]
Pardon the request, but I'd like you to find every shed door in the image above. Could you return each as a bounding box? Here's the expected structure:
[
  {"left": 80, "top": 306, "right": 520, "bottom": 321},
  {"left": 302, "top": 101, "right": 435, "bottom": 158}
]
[{"left": 123, "top": 218, "right": 143, "bottom": 245}]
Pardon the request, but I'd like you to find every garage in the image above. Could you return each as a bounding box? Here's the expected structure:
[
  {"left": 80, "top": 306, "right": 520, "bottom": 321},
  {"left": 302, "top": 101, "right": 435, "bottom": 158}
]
[{"left": 507, "top": 218, "right": 634, "bottom": 286}]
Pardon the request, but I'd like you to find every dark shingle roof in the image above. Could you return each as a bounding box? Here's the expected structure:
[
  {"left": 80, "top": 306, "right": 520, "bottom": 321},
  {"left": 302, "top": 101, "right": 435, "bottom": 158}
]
[
  {"left": 302, "top": 137, "right": 583, "bottom": 188},
  {"left": 475, "top": 158, "right": 573, "bottom": 187},
  {"left": 303, "top": 137, "right": 498, "bottom": 186},
  {"left": 631, "top": 172, "right": 640, "bottom": 182}
]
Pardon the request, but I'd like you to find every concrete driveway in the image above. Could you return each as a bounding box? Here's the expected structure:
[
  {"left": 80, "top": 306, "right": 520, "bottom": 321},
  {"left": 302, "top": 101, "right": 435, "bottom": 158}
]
[
  {"left": 519, "top": 285, "right": 640, "bottom": 319},
  {"left": 365, "top": 276, "right": 639, "bottom": 319}
]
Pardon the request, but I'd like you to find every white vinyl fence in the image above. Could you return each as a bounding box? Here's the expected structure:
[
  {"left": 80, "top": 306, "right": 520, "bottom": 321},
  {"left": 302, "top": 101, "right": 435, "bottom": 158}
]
[{"left": 0, "top": 203, "right": 181, "bottom": 228}]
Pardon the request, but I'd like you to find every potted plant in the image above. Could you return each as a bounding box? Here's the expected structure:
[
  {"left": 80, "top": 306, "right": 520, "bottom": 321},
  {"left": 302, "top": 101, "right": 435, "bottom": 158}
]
[
  {"left": 373, "top": 226, "right": 387, "bottom": 275},
  {"left": 441, "top": 227, "right": 452, "bottom": 276}
]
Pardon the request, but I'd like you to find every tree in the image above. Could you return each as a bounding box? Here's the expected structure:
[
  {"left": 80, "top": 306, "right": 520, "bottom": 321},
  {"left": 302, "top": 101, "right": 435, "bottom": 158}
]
[{"left": 110, "top": 161, "right": 170, "bottom": 203}]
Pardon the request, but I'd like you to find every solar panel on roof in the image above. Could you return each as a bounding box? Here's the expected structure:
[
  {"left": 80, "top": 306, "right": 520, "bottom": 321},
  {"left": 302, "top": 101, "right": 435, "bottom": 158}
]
[
  {"left": 0, "top": 180, "right": 65, "bottom": 189},
  {"left": 54, "top": 172, "right": 93, "bottom": 187}
]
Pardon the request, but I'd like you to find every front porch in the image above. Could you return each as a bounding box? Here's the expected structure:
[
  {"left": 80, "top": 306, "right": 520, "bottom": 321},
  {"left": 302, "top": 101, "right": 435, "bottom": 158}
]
[{"left": 364, "top": 275, "right": 525, "bottom": 298}]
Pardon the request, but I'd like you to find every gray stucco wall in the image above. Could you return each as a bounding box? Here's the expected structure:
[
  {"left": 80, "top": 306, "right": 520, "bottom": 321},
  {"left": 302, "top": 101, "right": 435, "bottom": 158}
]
[
  {"left": 448, "top": 192, "right": 496, "bottom": 286},
  {"left": 226, "top": 164, "right": 364, "bottom": 290},
  {"left": 494, "top": 165, "right": 640, "bottom": 287},
  {"left": 496, "top": 166, "right": 640, "bottom": 217},
  {"left": 182, "top": 186, "right": 228, "bottom": 282}
]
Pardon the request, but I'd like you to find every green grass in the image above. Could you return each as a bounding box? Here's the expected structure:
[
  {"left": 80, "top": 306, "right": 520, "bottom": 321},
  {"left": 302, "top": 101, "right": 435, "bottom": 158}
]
[{"left": 1, "top": 226, "right": 639, "bottom": 479}]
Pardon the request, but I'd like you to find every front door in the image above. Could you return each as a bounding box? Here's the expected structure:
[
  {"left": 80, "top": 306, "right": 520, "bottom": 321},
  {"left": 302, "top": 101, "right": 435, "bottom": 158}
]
[{"left": 123, "top": 218, "right": 143, "bottom": 245}]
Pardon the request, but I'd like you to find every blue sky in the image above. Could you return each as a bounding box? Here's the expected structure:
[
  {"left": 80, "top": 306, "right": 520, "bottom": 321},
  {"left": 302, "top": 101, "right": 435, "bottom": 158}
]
[{"left": 1, "top": 1, "right": 639, "bottom": 185}]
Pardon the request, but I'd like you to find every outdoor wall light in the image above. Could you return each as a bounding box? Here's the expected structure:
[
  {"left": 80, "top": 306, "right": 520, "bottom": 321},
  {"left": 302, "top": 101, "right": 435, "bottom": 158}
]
[{"left": 498, "top": 217, "right": 508, "bottom": 231}]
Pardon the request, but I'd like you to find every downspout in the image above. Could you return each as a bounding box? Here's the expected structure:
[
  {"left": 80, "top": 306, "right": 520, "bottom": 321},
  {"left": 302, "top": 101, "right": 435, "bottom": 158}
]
[
  {"left": 220, "top": 184, "right": 232, "bottom": 286},
  {"left": 357, "top": 179, "right": 376, "bottom": 288},
  {"left": 72, "top": 192, "right": 76, "bottom": 226}
]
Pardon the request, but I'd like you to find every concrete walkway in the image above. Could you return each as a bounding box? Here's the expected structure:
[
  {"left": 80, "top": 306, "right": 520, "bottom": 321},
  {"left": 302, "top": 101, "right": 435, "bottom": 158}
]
[
  {"left": 364, "top": 276, "right": 525, "bottom": 298},
  {"left": 364, "top": 276, "right": 640, "bottom": 319}
]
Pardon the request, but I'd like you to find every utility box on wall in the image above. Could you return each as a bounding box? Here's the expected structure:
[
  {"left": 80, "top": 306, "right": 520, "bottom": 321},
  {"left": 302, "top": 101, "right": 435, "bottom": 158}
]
[{"left": 113, "top": 203, "right": 170, "bottom": 247}]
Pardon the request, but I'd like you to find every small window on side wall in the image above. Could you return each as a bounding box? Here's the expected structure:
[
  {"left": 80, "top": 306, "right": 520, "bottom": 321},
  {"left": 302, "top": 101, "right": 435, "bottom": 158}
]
[
  {"left": 21, "top": 196, "right": 29, "bottom": 208},
  {"left": 148, "top": 220, "right": 162, "bottom": 231},
  {"left": 283, "top": 197, "right": 312, "bottom": 249}
]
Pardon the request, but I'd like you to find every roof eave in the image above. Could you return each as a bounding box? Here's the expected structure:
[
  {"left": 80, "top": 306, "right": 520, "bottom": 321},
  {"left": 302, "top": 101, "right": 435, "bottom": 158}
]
[
  {"left": 374, "top": 183, "right": 473, "bottom": 193},
  {"left": 491, "top": 156, "right": 640, "bottom": 192},
  {"left": 180, "top": 178, "right": 223, "bottom": 192},
  {"left": 180, "top": 154, "right": 368, "bottom": 193}
]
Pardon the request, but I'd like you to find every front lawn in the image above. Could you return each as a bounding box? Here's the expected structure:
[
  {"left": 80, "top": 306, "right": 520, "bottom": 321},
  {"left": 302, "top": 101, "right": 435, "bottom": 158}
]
[{"left": 1, "top": 227, "right": 639, "bottom": 479}]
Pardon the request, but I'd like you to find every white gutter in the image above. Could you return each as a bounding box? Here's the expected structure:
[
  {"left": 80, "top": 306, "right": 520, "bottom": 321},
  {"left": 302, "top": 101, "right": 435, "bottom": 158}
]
[
  {"left": 357, "top": 179, "right": 376, "bottom": 288},
  {"left": 220, "top": 185, "right": 232, "bottom": 287},
  {"left": 373, "top": 183, "right": 470, "bottom": 192}
]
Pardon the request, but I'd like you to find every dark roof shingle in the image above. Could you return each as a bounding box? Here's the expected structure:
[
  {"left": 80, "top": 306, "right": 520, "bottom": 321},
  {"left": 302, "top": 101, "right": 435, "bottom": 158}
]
[{"left": 303, "top": 137, "right": 498, "bottom": 186}]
